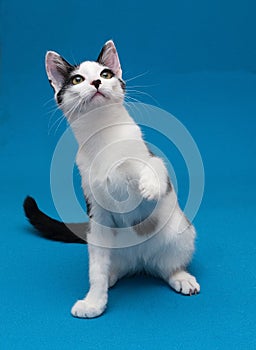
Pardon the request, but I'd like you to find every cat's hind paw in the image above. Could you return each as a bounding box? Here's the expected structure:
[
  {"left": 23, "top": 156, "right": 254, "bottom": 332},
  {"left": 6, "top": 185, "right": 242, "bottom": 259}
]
[
  {"left": 71, "top": 299, "right": 106, "bottom": 319},
  {"left": 169, "top": 271, "right": 200, "bottom": 296}
]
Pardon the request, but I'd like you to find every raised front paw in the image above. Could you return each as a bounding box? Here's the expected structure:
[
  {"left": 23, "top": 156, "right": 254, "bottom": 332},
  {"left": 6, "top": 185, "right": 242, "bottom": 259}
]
[
  {"left": 139, "top": 167, "right": 162, "bottom": 201},
  {"left": 169, "top": 271, "right": 200, "bottom": 296},
  {"left": 71, "top": 299, "right": 106, "bottom": 319},
  {"left": 139, "top": 157, "right": 169, "bottom": 201}
]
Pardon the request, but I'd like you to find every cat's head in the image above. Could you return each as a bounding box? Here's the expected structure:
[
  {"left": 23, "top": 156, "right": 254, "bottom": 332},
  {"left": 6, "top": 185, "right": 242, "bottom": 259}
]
[{"left": 45, "top": 40, "right": 125, "bottom": 116}]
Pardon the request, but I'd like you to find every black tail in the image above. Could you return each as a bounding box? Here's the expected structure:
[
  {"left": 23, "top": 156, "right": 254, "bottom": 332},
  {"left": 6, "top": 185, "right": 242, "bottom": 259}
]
[{"left": 23, "top": 196, "right": 88, "bottom": 244}]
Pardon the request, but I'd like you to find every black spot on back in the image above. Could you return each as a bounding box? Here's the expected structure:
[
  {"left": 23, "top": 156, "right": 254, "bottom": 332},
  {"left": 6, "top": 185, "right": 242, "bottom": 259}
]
[
  {"left": 84, "top": 195, "right": 93, "bottom": 219},
  {"left": 166, "top": 178, "right": 172, "bottom": 193},
  {"left": 132, "top": 216, "right": 159, "bottom": 236}
]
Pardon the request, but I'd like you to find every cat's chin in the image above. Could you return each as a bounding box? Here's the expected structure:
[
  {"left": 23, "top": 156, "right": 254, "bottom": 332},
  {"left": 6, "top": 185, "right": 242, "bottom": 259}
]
[
  {"left": 87, "top": 95, "right": 123, "bottom": 111},
  {"left": 88, "top": 96, "right": 109, "bottom": 110},
  {"left": 90, "top": 91, "right": 106, "bottom": 101}
]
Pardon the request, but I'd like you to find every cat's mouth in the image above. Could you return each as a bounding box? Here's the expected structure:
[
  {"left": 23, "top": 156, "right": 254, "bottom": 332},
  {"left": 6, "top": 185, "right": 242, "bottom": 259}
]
[{"left": 90, "top": 91, "right": 106, "bottom": 101}]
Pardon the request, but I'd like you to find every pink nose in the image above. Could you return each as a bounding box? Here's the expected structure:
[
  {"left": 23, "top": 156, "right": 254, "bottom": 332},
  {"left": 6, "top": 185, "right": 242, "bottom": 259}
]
[{"left": 91, "top": 79, "right": 101, "bottom": 89}]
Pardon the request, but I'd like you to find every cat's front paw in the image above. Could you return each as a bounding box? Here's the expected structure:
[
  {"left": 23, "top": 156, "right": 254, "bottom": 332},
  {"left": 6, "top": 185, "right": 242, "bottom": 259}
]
[
  {"left": 71, "top": 299, "right": 106, "bottom": 319},
  {"left": 139, "top": 167, "right": 163, "bottom": 201}
]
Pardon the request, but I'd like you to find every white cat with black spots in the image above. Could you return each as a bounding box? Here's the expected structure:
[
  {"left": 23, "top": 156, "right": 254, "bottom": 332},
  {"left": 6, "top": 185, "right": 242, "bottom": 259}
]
[{"left": 26, "top": 40, "right": 200, "bottom": 319}]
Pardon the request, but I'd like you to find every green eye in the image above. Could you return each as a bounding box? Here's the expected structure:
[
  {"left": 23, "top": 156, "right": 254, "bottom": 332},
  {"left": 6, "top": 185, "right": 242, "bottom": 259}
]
[
  {"left": 71, "top": 75, "right": 84, "bottom": 85},
  {"left": 100, "top": 69, "right": 114, "bottom": 79}
]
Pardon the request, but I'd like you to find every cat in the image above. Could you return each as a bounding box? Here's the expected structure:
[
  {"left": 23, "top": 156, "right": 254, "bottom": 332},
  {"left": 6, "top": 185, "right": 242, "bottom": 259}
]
[{"left": 24, "top": 40, "right": 200, "bottom": 318}]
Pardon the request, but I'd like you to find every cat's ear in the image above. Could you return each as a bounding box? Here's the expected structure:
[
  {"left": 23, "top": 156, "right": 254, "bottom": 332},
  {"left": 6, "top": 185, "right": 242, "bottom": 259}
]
[
  {"left": 97, "top": 40, "right": 122, "bottom": 79},
  {"left": 45, "top": 51, "right": 73, "bottom": 92}
]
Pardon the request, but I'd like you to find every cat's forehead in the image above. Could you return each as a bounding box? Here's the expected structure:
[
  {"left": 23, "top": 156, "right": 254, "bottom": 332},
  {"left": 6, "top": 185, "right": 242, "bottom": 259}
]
[{"left": 76, "top": 61, "right": 106, "bottom": 78}]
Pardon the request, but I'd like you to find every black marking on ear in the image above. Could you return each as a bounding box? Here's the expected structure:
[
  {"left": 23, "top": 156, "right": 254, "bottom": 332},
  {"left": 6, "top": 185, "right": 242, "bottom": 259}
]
[
  {"left": 97, "top": 44, "right": 107, "bottom": 65},
  {"left": 55, "top": 56, "right": 75, "bottom": 78}
]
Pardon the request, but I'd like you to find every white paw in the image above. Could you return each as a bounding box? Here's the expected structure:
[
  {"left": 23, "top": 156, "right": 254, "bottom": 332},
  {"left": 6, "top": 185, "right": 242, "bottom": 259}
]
[
  {"left": 71, "top": 299, "right": 106, "bottom": 319},
  {"left": 169, "top": 271, "right": 200, "bottom": 296},
  {"left": 139, "top": 167, "right": 161, "bottom": 201}
]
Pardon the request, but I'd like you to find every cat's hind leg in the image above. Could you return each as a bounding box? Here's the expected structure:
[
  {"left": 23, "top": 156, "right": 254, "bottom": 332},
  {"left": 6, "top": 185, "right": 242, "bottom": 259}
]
[
  {"left": 167, "top": 225, "right": 200, "bottom": 295},
  {"left": 151, "top": 221, "right": 200, "bottom": 296}
]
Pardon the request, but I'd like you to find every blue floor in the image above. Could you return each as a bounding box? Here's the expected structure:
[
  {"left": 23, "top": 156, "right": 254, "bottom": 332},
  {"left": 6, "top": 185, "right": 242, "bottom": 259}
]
[{"left": 1, "top": 70, "right": 256, "bottom": 349}]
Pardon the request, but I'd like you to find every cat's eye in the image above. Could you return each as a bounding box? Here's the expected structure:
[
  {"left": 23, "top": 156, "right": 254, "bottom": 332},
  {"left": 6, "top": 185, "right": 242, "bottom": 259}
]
[
  {"left": 100, "top": 69, "right": 114, "bottom": 79},
  {"left": 71, "top": 75, "right": 85, "bottom": 85}
]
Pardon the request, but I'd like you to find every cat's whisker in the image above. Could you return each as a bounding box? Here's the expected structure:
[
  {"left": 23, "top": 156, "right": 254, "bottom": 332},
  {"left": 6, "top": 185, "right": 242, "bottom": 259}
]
[
  {"left": 124, "top": 101, "right": 142, "bottom": 117},
  {"left": 53, "top": 115, "right": 66, "bottom": 136},
  {"left": 124, "top": 71, "right": 149, "bottom": 83},
  {"left": 124, "top": 94, "right": 143, "bottom": 104},
  {"left": 66, "top": 105, "right": 79, "bottom": 123},
  {"left": 124, "top": 95, "right": 145, "bottom": 117},
  {"left": 47, "top": 99, "right": 75, "bottom": 133},
  {"left": 46, "top": 106, "right": 59, "bottom": 116},
  {"left": 126, "top": 89, "right": 160, "bottom": 106},
  {"left": 47, "top": 108, "right": 62, "bottom": 134},
  {"left": 66, "top": 99, "right": 83, "bottom": 123},
  {"left": 127, "top": 83, "right": 159, "bottom": 89},
  {"left": 125, "top": 94, "right": 153, "bottom": 120},
  {"left": 43, "top": 97, "right": 56, "bottom": 107},
  {"left": 49, "top": 101, "right": 77, "bottom": 134},
  {"left": 47, "top": 98, "right": 71, "bottom": 116},
  {"left": 77, "top": 99, "right": 85, "bottom": 120},
  {"left": 48, "top": 113, "right": 65, "bottom": 135}
]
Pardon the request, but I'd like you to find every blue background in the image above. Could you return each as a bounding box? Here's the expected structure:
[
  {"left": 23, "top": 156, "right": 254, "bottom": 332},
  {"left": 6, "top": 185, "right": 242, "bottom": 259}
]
[{"left": 1, "top": 0, "right": 256, "bottom": 349}]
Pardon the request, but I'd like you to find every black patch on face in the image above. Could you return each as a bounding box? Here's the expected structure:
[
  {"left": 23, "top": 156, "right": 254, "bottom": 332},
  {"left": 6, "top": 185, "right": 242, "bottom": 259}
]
[
  {"left": 56, "top": 56, "right": 75, "bottom": 77},
  {"left": 54, "top": 59, "right": 78, "bottom": 105},
  {"left": 56, "top": 86, "right": 67, "bottom": 105},
  {"left": 118, "top": 78, "right": 126, "bottom": 91}
]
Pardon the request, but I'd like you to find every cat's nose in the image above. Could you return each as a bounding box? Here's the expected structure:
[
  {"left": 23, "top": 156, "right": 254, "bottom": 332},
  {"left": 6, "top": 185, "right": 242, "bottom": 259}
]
[{"left": 91, "top": 79, "right": 101, "bottom": 89}]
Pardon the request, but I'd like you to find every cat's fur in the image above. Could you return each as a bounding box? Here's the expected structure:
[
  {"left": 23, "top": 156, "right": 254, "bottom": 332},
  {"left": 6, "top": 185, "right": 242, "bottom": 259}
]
[{"left": 24, "top": 40, "right": 200, "bottom": 318}]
